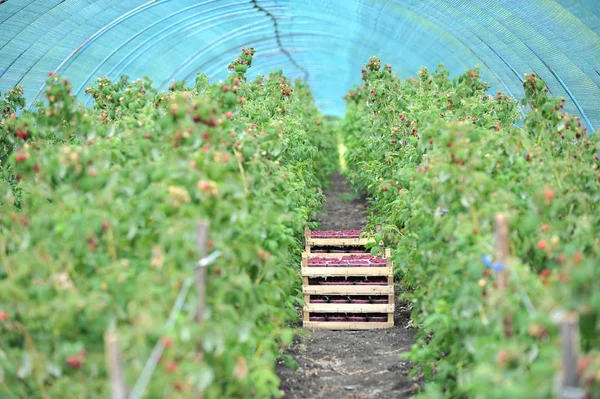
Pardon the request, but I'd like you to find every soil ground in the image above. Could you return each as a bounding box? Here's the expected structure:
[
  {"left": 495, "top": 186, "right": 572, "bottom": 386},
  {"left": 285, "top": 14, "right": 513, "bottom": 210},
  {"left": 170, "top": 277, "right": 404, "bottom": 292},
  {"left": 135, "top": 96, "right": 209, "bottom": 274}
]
[{"left": 276, "top": 173, "right": 419, "bottom": 399}]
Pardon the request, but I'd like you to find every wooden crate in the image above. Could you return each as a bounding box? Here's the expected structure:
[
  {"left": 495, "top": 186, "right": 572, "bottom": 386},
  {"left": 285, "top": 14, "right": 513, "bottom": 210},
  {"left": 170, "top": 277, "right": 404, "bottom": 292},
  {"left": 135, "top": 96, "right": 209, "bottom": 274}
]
[
  {"left": 301, "top": 248, "right": 394, "bottom": 330},
  {"left": 304, "top": 226, "right": 382, "bottom": 253}
]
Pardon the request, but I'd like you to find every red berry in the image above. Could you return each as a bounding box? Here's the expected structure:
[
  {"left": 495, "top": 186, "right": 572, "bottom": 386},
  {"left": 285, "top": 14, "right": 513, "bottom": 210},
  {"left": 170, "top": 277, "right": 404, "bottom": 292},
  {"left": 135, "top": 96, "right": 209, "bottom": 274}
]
[
  {"left": 557, "top": 253, "right": 567, "bottom": 264},
  {"left": 0, "top": 312, "right": 7, "bottom": 321},
  {"left": 225, "top": 111, "right": 233, "bottom": 119},
  {"left": 573, "top": 252, "right": 583, "bottom": 264},
  {"left": 65, "top": 355, "right": 82, "bottom": 369},
  {"left": 537, "top": 239, "right": 548, "bottom": 250},
  {"left": 164, "top": 361, "right": 177, "bottom": 373},
  {"left": 15, "top": 152, "right": 29, "bottom": 163},
  {"left": 541, "top": 224, "right": 548, "bottom": 232},
  {"left": 382, "top": 185, "right": 388, "bottom": 191},
  {"left": 545, "top": 189, "right": 554, "bottom": 200},
  {"left": 540, "top": 269, "right": 550, "bottom": 278},
  {"left": 162, "top": 336, "right": 173, "bottom": 348},
  {"left": 48, "top": 71, "right": 54, "bottom": 76},
  {"left": 222, "top": 85, "right": 229, "bottom": 93},
  {"left": 429, "top": 140, "right": 433, "bottom": 145}
]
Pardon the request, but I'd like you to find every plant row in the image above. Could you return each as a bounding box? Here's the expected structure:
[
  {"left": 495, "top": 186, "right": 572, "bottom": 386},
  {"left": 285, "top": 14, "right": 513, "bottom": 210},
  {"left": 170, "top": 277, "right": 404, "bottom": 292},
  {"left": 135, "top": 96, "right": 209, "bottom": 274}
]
[
  {"left": 0, "top": 49, "right": 338, "bottom": 398},
  {"left": 342, "top": 57, "right": 600, "bottom": 397}
]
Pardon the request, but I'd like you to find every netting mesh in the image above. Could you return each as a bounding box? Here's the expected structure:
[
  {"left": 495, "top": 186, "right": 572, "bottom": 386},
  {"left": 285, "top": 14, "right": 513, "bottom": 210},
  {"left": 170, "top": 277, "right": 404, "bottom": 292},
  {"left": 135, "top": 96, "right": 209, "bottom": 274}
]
[{"left": 1, "top": 0, "right": 599, "bottom": 128}]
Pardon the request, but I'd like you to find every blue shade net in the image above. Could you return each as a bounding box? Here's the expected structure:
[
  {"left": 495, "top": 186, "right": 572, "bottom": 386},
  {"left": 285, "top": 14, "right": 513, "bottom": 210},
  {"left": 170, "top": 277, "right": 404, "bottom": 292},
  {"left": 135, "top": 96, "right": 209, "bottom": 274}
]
[{"left": 0, "top": 0, "right": 599, "bottom": 129}]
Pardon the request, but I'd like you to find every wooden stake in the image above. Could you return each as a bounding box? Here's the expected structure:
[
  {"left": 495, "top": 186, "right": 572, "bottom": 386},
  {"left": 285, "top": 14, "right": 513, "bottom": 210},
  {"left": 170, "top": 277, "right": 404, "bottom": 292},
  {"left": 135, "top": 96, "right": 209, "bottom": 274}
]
[
  {"left": 494, "top": 213, "right": 509, "bottom": 289},
  {"left": 560, "top": 312, "right": 580, "bottom": 389},
  {"left": 104, "top": 327, "right": 128, "bottom": 399},
  {"left": 195, "top": 221, "right": 210, "bottom": 324}
]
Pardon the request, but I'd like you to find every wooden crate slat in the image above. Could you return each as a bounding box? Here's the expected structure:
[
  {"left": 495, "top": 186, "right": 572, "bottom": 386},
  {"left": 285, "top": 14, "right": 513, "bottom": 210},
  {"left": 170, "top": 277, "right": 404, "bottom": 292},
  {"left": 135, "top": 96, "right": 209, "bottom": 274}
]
[
  {"left": 306, "top": 252, "right": 374, "bottom": 258},
  {"left": 304, "top": 303, "right": 393, "bottom": 313},
  {"left": 303, "top": 285, "right": 394, "bottom": 295},
  {"left": 301, "top": 266, "right": 391, "bottom": 277},
  {"left": 307, "top": 237, "right": 376, "bottom": 246},
  {"left": 304, "top": 321, "right": 394, "bottom": 330}
]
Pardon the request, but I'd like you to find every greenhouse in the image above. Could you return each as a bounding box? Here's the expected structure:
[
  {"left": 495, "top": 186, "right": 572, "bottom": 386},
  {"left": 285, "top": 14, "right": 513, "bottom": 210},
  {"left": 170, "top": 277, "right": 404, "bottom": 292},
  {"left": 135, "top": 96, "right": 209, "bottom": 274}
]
[{"left": 0, "top": 1, "right": 599, "bottom": 398}]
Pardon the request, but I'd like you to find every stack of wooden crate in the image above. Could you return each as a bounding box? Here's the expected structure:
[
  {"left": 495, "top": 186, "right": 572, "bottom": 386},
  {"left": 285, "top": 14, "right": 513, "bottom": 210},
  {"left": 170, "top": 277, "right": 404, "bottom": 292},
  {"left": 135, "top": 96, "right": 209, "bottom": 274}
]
[{"left": 302, "top": 227, "right": 394, "bottom": 330}]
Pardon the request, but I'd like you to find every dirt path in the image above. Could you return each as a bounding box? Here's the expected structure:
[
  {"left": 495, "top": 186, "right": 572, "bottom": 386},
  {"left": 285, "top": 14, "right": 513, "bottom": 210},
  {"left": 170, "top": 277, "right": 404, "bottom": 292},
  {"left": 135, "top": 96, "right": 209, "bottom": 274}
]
[{"left": 276, "top": 173, "right": 419, "bottom": 399}]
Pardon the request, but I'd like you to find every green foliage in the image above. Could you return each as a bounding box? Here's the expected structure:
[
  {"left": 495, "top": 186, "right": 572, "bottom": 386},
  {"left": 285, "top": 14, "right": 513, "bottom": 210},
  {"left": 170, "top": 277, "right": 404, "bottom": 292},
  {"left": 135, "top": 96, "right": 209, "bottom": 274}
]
[
  {"left": 343, "top": 57, "right": 600, "bottom": 398},
  {"left": 0, "top": 49, "right": 338, "bottom": 398}
]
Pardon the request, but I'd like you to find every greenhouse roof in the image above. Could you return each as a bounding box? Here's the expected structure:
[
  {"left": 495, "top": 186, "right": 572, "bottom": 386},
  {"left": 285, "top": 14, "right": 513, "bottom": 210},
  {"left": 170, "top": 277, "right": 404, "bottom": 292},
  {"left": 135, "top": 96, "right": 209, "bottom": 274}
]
[{"left": 1, "top": 0, "right": 599, "bottom": 128}]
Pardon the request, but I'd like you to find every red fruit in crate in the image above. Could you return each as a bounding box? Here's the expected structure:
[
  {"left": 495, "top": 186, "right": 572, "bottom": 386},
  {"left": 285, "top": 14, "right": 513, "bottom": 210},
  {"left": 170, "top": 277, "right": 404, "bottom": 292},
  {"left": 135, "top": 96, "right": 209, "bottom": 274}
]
[{"left": 537, "top": 240, "right": 547, "bottom": 250}]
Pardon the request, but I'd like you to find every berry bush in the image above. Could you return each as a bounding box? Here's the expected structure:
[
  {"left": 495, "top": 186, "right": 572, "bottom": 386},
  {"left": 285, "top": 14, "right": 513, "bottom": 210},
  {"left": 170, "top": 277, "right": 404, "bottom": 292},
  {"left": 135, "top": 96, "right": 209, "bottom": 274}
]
[
  {"left": 343, "top": 57, "right": 600, "bottom": 398},
  {"left": 0, "top": 50, "right": 338, "bottom": 398}
]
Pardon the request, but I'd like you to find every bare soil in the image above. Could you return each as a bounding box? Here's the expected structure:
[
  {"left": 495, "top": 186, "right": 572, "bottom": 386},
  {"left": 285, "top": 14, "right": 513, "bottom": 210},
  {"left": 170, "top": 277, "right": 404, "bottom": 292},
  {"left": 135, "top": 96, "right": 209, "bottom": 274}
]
[{"left": 276, "top": 173, "right": 419, "bottom": 399}]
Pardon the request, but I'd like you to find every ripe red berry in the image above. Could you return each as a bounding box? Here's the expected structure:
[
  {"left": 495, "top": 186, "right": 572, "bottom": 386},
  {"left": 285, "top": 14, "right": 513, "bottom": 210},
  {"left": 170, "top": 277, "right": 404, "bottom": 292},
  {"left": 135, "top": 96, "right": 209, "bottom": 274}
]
[
  {"left": 15, "top": 152, "right": 29, "bottom": 162},
  {"left": 541, "top": 224, "right": 548, "bottom": 232},
  {"left": 164, "top": 361, "right": 178, "bottom": 373},
  {"left": 162, "top": 336, "right": 173, "bottom": 348},
  {"left": 545, "top": 189, "right": 554, "bottom": 200},
  {"left": 222, "top": 85, "right": 229, "bottom": 93},
  {"left": 0, "top": 311, "right": 7, "bottom": 321},
  {"left": 65, "top": 355, "right": 82, "bottom": 369},
  {"left": 573, "top": 252, "right": 583, "bottom": 264},
  {"left": 537, "top": 239, "right": 548, "bottom": 250},
  {"left": 540, "top": 268, "right": 550, "bottom": 278},
  {"left": 48, "top": 71, "right": 54, "bottom": 76},
  {"left": 382, "top": 185, "right": 388, "bottom": 191}
]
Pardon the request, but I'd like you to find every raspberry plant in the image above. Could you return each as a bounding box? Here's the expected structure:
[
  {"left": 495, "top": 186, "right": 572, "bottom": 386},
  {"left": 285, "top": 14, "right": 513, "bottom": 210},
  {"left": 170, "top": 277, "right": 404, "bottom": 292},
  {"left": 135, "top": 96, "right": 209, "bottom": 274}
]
[
  {"left": 0, "top": 49, "right": 338, "bottom": 398},
  {"left": 343, "top": 57, "right": 600, "bottom": 398}
]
